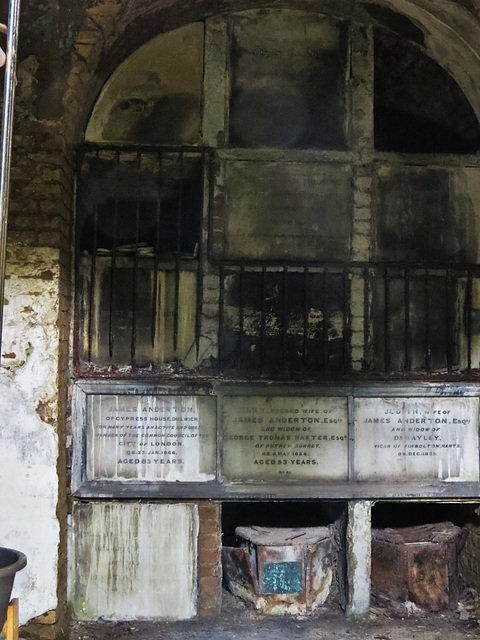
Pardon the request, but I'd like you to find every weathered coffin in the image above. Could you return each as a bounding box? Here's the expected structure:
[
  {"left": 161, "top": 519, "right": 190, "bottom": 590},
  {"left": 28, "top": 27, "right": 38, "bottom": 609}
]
[
  {"left": 371, "top": 522, "right": 467, "bottom": 611},
  {"left": 223, "top": 526, "right": 334, "bottom": 615}
]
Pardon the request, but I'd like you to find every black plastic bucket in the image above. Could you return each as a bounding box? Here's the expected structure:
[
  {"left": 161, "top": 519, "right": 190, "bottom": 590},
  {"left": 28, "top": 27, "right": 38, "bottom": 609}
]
[{"left": 0, "top": 547, "right": 26, "bottom": 629}]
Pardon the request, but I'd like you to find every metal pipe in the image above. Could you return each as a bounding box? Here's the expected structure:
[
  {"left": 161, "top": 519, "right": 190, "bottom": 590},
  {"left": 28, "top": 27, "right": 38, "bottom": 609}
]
[{"left": 0, "top": 0, "right": 21, "bottom": 349}]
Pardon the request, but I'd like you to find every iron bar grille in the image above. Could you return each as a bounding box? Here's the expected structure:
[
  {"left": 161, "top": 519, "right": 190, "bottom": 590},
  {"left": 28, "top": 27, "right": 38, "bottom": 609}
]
[
  {"left": 75, "top": 145, "right": 480, "bottom": 379},
  {"left": 76, "top": 146, "right": 205, "bottom": 370},
  {"left": 217, "top": 263, "right": 480, "bottom": 378}
]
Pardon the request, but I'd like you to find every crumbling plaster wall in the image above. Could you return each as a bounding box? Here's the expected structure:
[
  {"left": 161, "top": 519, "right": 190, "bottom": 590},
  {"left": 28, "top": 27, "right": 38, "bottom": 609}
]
[
  {"left": 0, "top": 8, "right": 73, "bottom": 625},
  {"left": 0, "top": 246, "right": 61, "bottom": 624}
]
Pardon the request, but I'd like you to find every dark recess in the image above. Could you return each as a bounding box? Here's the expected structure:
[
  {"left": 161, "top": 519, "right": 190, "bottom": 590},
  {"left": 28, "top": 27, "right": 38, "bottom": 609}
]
[{"left": 222, "top": 501, "right": 346, "bottom": 546}]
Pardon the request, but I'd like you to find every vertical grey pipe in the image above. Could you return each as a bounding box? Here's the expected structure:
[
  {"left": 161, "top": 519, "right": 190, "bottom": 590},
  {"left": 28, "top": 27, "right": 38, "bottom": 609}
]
[{"left": 0, "top": 0, "right": 21, "bottom": 349}]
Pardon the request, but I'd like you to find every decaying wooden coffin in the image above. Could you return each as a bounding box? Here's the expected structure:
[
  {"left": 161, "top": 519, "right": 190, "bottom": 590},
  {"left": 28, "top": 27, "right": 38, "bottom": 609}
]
[
  {"left": 371, "top": 522, "right": 467, "bottom": 611},
  {"left": 223, "top": 526, "right": 335, "bottom": 615}
]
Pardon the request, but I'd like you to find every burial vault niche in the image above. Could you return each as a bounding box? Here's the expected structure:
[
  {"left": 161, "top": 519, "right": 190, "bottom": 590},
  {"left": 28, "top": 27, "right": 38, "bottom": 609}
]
[
  {"left": 221, "top": 501, "right": 348, "bottom": 614},
  {"left": 69, "top": 3, "right": 480, "bottom": 623}
]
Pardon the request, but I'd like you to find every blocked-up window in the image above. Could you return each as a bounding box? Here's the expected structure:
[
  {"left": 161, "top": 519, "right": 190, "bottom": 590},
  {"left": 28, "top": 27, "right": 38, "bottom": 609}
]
[
  {"left": 370, "top": 165, "right": 480, "bottom": 374},
  {"left": 229, "top": 10, "right": 348, "bottom": 149}
]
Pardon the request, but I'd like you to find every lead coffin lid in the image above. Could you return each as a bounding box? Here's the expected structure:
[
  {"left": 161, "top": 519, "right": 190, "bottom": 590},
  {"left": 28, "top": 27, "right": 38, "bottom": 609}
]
[{"left": 235, "top": 526, "right": 330, "bottom": 547}]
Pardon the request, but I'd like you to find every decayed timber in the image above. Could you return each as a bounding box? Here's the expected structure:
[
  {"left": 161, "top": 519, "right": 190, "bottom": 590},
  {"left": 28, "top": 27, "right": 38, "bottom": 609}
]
[{"left": 371, "top": 522, "right": 468, "bottom": 611}]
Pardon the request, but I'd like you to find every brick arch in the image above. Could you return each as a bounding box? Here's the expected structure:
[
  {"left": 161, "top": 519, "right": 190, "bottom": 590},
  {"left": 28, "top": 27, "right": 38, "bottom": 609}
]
[{"left": 63, "top": 0, "right": 480, "bottom": 144}]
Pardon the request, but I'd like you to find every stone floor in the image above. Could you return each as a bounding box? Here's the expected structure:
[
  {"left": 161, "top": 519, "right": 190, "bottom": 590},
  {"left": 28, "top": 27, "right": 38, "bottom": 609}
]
[{"left": 64, "top": 591, "right": 480, "bottom": 640}]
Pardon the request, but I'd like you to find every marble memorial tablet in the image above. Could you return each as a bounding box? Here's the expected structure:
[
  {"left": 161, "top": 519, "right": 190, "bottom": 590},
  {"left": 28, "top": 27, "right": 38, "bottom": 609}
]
[
  {"left": 222, "top": 396, "right": 348, "bottom": 482},
  {"left": 353, "top": 397, "right": 479, "bottom": 481},
  {"left": 86, "top": 395, "right": 216, "bottom": 482}
]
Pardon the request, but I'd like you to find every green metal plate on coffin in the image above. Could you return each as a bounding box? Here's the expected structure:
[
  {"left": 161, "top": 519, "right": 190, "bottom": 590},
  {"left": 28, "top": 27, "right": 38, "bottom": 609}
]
[{"left": 261, "top": 562, "right": 303, "bottom": 594}]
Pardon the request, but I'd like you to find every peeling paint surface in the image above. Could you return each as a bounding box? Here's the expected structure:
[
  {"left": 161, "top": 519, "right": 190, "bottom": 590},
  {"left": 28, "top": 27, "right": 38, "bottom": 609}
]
[
  {"left": 0, "top": 246, "right": 60, "bottom": 624},
  {"left": 347, "top": 501, "right": 371, "bottom": 616},
  {"left": 71, "top": 503, "right": 198, "bottom": 620}
]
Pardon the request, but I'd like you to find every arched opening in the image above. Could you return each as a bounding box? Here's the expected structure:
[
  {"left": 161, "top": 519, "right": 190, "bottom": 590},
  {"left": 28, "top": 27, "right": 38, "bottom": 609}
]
[
  {"left": 75, "top": 5, "right": 480, "bottom": 378},
  {"left": 69, "top": 2, "right": 480, "bottom": 622},
  {"left": 374, "top": 28, "right": 480, "bottom": 153}
]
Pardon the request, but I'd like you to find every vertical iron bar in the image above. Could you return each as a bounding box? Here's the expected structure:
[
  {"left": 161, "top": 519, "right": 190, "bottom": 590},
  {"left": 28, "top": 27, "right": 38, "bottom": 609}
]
[
  {"left": 195, "top": 150, "right": 205, "bottom": 361},
  {"left": 282, "top": 266, "right": 287, "bottom": 372},
  {"left": 238, "top": 264, "right": 244, "bottom": 368},
  {"left": 173, "top": 150, "right": 184, "bottom": 353},
  {"left": 131, "top": 152, "right": 141, "bottom": 363},
  {"left": 467, "top": 269, "right": 473, "bottom": 372},
  {"left": 152, "top": 151, "right": 162, "bottom": 350},
  {"left": 384, "top": 266, "right": 390, "bottom": 374},
  {"left": 445, "top": 268, "right": 453, "bottom": 374},
  {"left": 322, "top": 267, "right": 328, "bottom": 371},
  {"left": 218, "top": 263, "right": 224, "bottom": 373},
  {"left": 195, "top": 258, "right": 203, "bottom": 361},
  {"left": 303, "top": 266, "right": 309, "bottom": 370},
  {"left": 108, "top": 187, "right": 118, "bottom": 360},
  {"left": 404, "top": 268, "right": 411, "bottom": 373},
  {"left": 343, "top": 267, "right": 351, "bottom": 372},
  {"left": 363, "top": 267, "right": 370, "bottom": 372},
  {"left": 424, "top": 269, "right": 431, "bottom": 374},
  {"left": 87, "top": 199, "right": 98, "bottom": 363},
  {"left": 260, "top": 266, "right": 266, "bottom": 374},
  {"left": 0, "top": 0, "right": 21, "bottom": 348}
]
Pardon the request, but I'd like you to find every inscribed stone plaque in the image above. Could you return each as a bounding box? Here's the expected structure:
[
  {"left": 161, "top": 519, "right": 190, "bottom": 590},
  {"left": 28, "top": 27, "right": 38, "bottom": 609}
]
[
  {"left": 353, "top": 397, "right": 479, "bottom": 481},
  {"left": 222, "top": 396, "right": 348, "bottom": 482},
  {"left": 87, "top": 395, "right": 216, "bottom": 482},
  {"left": 218, "top": 161, "right": 352, "bottom": 261}
]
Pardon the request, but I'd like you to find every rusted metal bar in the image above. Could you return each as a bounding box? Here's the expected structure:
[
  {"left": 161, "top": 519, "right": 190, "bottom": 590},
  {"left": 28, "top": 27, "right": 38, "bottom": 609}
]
[
  {"left": 303, "top": 266, "right": 309, "bottom": 369},
  {"left": 194, "top": 150, "right": 206, "bottom": 361},
  {"left": 0, "top": 0, "right": 21, "bottom": 349},
  {"left": 218, "top": 263, "right": 225, "bottom": 373},
  {"left": 404, "top": 268, "right": 411, "bottom": 373},
  {"left": 363, "top": 267, "right": 370, "bottom": 372},
  {"left": 238, "top": 264, "right": 244, "bottom": 368},
  {"left": 424, "top": 269, "right": 431, "bottom": 374},
  {"left": 87, "top": 201, "right": 98, "bottom": 363},
  {"left": 343, "top": 267, "right": 351, "bottom": 372},
  {"left": 108, "top": 195, "right": 118, "bottom": 359},
  {"left": 260, "top": 266, "right": 266, "bottom": 373},
  {"left": 130, "top": 152, "right": 141, "bottom": 362},
  {"left": 152, "top": 151, "right": 162, "bottom": 350},
  {"left": 384, "top": 266, "right": 390, "bottom": 373},
  {"left": 466, "top": 269, "right": 473, "bottom": 372},
  {"left": 281, "top": 266, "right": 287, "bottom": 372},
  {"left": 322, "top": 267, "right": 328, "bottom": 371},
  {"left": 81, "top": 142, "right": 204, "bottom": 154},
  {"left": 173, "top": 151, "right": 184, "bottom": 353},
  {"left": 445, "top": 269, "right": 453, "bottom": 374}
]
